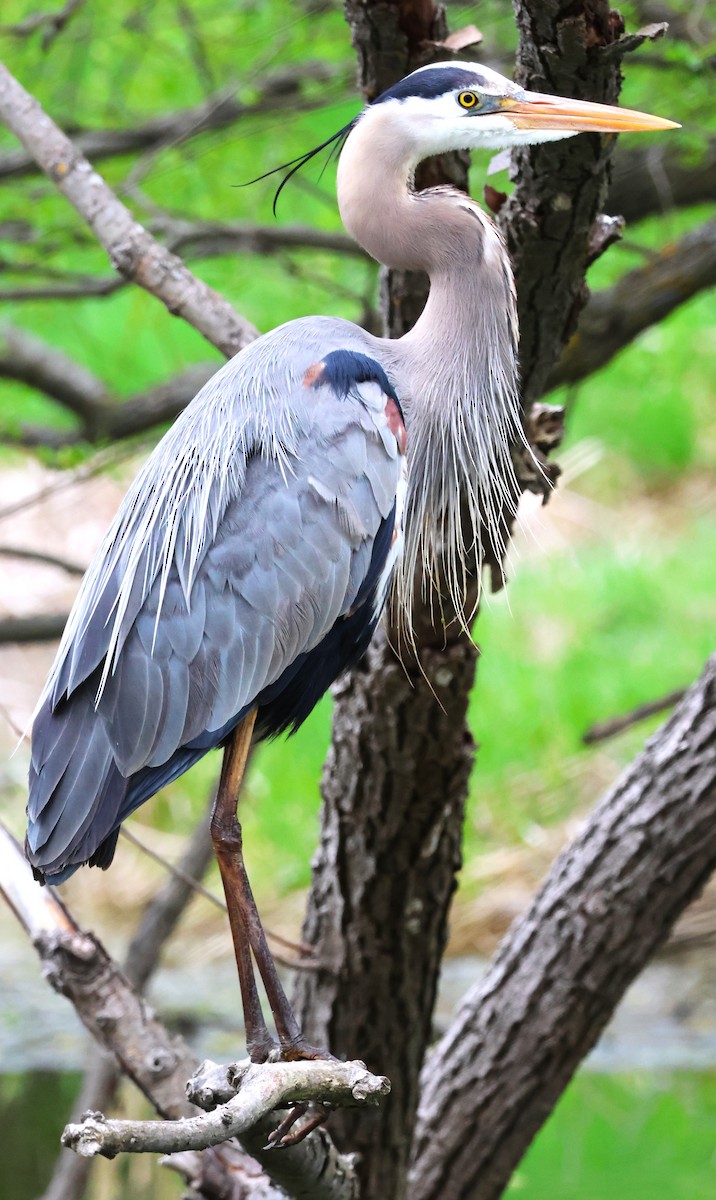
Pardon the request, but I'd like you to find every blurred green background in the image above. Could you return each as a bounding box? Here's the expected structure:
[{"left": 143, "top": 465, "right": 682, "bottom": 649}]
[{"left": 0, "top": 0, "right": 714, "bottom": 1197}]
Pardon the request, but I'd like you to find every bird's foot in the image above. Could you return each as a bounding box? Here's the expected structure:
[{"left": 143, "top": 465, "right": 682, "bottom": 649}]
[
  {"left": 276, "top": 1036, "right": 337, "bottom": 1063},
  {"left": 264, "top": 1101, "right": 329, "bottom": 1150},
  {"left": 249, "top": 1034, "right": 336, "bottom": 1065}
]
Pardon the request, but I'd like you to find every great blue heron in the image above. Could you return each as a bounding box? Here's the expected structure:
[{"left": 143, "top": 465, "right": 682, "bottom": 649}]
[{"left": 26, "top": 62, "right": 675, "bottom": 1063}]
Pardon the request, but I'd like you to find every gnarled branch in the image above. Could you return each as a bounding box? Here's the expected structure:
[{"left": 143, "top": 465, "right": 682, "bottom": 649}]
[
  {"left": 549, "top": 215, "right": 716, "bottom": 389},
  {"left": 0, "top": 63, "right": 257, "bottom": 357},
  {"left": 63, "top": 1059, "right": 389, "bottom": 1158},
  {"left": 409, "top": 655, "right": 716, "bottom": 1200}
]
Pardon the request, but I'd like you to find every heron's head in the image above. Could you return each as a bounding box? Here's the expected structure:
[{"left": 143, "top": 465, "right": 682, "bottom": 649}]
[{"left": 365, "top": 60, "right": 678, "bottom": 157}]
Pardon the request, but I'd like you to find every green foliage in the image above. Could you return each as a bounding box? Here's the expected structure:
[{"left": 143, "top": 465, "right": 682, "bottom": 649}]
[{"left": 508, "top": 1071, "right": 716, "bottom": 1200}]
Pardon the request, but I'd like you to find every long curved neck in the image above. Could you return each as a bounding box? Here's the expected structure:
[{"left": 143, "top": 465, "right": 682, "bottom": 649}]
[
  {"left": 338, "top": 107, "right": 525, "bottom": 629},
  {"left": 338, "top": 107, "right": 484, "bottom": 275},
  {"left": 337, "top": 107, "right": 518, "bottom": 378}
]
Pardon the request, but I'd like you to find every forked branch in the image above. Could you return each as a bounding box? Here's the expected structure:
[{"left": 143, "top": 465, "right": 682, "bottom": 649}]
[
  {"left": 63, "top": 1058, "right": 389, "bottom": 1158},
  {"left": 0, "top": 63, "right": 257, "bottom": 357}
]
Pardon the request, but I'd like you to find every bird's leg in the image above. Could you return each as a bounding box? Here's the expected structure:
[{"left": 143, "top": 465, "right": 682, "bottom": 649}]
[
  {"left": 211, "top": 711, "right": 275, "bottom": 1063},
  {"left": 211, "top": 711, "right": 328, "bottom": 1064}
]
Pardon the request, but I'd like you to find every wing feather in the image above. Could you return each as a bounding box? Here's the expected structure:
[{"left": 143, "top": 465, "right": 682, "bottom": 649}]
[{"left": 27, "top": 341, "right": 405, "bottom": 880}]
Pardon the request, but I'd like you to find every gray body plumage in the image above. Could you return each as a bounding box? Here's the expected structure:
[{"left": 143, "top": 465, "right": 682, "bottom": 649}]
[
  {"left": 33, "top": 55, "right": 651, "bottom": 882},
  {"left": 28, "top": 318, "right": 406, "bottom": 877}
]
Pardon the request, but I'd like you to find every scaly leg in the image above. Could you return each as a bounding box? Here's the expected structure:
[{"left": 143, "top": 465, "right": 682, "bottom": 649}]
[{"left": 211, "top": 711, "right": 327, "bottom": 1062}]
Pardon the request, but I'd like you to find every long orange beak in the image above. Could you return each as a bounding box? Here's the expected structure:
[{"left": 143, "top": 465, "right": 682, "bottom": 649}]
[{"left": 502, "top": 92, "right": 679, "bottom": 134}]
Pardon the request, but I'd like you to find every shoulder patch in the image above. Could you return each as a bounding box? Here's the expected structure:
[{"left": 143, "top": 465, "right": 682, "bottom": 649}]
[{"left": 304, "top": 350, "right": 402, "bottom": 414}]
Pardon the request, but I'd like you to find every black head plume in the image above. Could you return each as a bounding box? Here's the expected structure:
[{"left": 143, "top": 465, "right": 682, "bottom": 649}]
[{"left": 239, "top": 120, "right": 356, "bottom": 215}]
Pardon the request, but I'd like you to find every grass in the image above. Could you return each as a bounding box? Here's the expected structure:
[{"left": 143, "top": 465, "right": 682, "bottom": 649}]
[{"left": 508, "top": 1070, "right": 716, "bottom": 1200}]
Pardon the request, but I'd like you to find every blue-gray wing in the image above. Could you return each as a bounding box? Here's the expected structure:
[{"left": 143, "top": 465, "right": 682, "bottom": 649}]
[{"left": 27, "top": 342, "right": 405, "bottom": 880}]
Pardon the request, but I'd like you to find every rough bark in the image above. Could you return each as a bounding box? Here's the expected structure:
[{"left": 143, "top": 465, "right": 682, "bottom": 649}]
[
  {"left": 409, "top": 655, "right": 716, "bottom": 1200},
  {"left": 501, "top": 2, "right": 626, "bottom": 401},
  {"left": 294, "top": 633, "right": 476, "bottom": 1197},
  {"left": 548, "top": 214, "right": 716, "bottom": 389}
]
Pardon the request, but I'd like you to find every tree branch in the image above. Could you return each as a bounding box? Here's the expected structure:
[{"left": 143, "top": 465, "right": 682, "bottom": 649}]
[
  {"left": 0, "top": 823, "right": 368, "bottom": 1200},
  {"left": 409, "top": 655, "right": 716, "bottom": 1200},
  {"left": 63, "top": 1059, "right": 389, "bottom": 1158},
  {"left": 608, "top": 137, "right": 716, "bottom": 225},
  {"left": 0, "top": 613, "right": 69, "bottom": 643},
  {"left": 582, "top": 686, "right": 686, "bottom": 744},
  {"left": 0, "top": 63, "right": 348, "bottom": 181},
  {"left": 0, "top": 0, "right": 86, "bottom": 49},
  {"left": 0, "top": 322, "right": 108, "bottom": 420},
  {"left": 0, "top": 63, "right": 257, "bottom": 356},
  {"left": 157, "top": 216, "right": 369, "bottom": 262},
  {"left": 549, "top": 215, "right": 716, "bottom": 389},
  {"left": 0, "top": 329, "right": 217, "bottom": 445},
  {"left": 0, "top": 544, "right": 84, "bottom": 575}
]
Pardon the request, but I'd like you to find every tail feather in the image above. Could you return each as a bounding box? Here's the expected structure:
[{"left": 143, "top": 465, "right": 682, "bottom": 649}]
[{"left": 26, "top": 680, "right": 130, "bottom": 880}]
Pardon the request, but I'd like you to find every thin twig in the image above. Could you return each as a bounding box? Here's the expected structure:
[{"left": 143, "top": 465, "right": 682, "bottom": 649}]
[
  {"left": 582, "top": 687, "right": 686, "bottom": 744},
  {"left": 0, "top": 62, "right": 257, "bottom": 357},
  {"left": 0, "top": 441, "right": 143, "bottom": 523},
  {"left": 0, "top": 0, "right": 86, "bottom": 47},
  {"left": 0, "top": 63, "right": 349, "bottom": 182},
  {"left": 0, "top": 544, "right": 84, "bottom": 575},
  {"left": 120, "top": 823, "right": 317, "bottom": 969}
]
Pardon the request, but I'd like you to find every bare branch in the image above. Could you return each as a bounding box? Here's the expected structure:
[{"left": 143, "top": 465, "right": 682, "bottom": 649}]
[
  {"left": 582, "top": 687, "right": 686, "bottom": 743},
  {"left": 0, "top": 443, "right": 138, "bottom": 522},
  {"left": 158, "top": 216, "right": 368, "bottom": 262},
  {"left": 0, "top": 613, "right": 69, "bottom": 643},
  {"left": 410, "top": 656, "right": 716, "bottom": 1200},
  {"left": 608, "top": 137, "right": 716, "bottom": 225},
  {"left": 0, "top": 63, "right": 348, "bottom": 181},
  {"left": 0, "top": 544, "right": 84, "bottom": 575},
  {"left": 0, "top": 276, "right": 123, "bottom": 302},
  {"left": 63, "top": 1059, "right": 389, "bottom": 1158},
  {"left": 0, "top": 323, "right": 108, "bottom": 420},
  {"left": 0, "top": 337, "right": 217, "bottom": 445},
  {"left": 549, "top": 215, "right": 716, "bottom": 389},
  {"left": 0, "top": 63, "right": 257, "bottom": 356},
  {"left": 0, "top": 0, "right": 86, "bottom": 48}
]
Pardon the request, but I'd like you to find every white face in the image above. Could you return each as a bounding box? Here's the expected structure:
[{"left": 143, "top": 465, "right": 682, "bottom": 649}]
[
  {"left": 369, "top": 59, "right": 676, "bottom": 159},
  {"left": 374, "top": 61, "right": 577, "bottom": 157}
]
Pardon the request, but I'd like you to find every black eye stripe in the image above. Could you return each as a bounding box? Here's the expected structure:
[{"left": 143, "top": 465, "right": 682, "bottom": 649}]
[{"left": 372, "top": 68, "right": 481, "bottom": 105}]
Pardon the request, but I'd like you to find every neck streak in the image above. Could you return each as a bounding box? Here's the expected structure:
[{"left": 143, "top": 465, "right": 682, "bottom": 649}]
[{"left": 338, "top": 108, "right": 526, "bottom": 630}]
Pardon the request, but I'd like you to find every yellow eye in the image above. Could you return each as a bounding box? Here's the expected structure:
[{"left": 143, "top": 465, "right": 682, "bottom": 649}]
[{"left": 457, "top": 91, "right": 480, "bottom": 110}]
